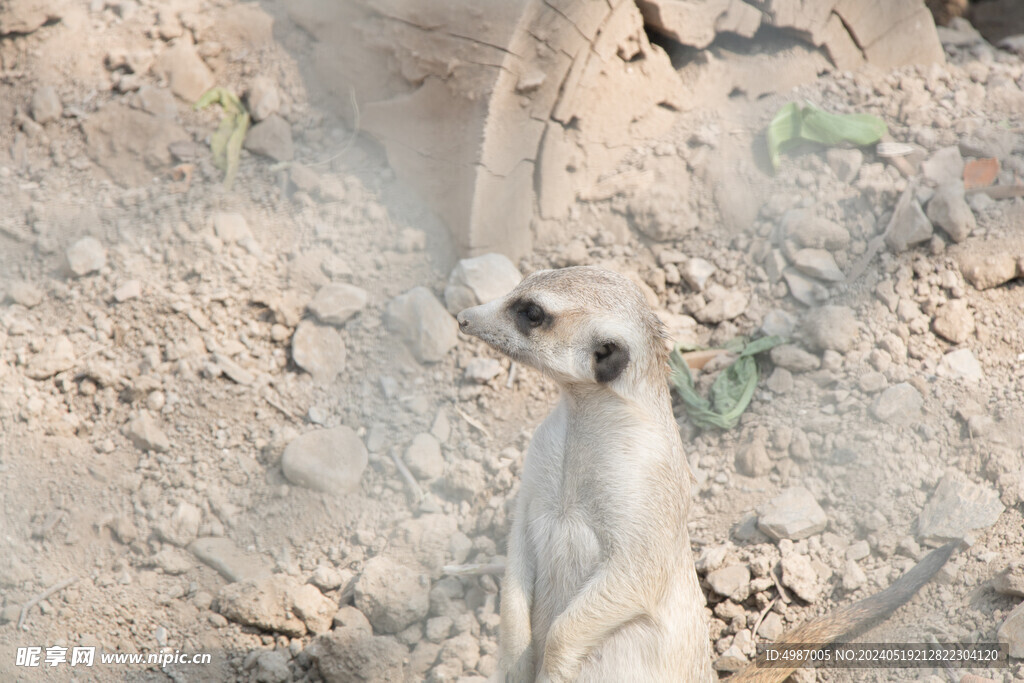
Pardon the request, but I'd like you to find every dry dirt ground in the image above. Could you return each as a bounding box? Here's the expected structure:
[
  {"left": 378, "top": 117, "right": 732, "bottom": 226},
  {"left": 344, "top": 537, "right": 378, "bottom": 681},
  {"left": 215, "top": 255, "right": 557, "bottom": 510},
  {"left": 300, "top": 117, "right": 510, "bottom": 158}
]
[{"left": 1, "top": 2, "right": 1024, "bottom": 683}]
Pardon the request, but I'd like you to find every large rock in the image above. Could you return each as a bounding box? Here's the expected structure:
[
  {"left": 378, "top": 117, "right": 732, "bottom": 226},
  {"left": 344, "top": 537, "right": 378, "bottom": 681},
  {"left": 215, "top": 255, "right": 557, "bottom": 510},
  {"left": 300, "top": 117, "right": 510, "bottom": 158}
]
[
  {"left": 758, "top": 487, "right": 828, "bottom": 541},
  {"left": 917, "top": 469, "right": 1004, "bottom": 543},
  {"left": 82, "top": 103, "right": 189, "bottom": 186},
  {"left": 281, "top": 427, "right": 368, "bottom": 495},
  {"left": 217, "top": 575, "right": 309, "bottom": 637},
  {"left": 444, "top": 254, "right": 522, "bottom": 315},
  {"left": 385, "top": 287, "right": 459, "bottom": 364},
  {"left": 957, "top": 242, "right": 1020, "bottom": 290},
  {"left": 354, "top": 556, "right": 430, "bottom": 634},
  {"left": 291, "top": 320, "right": 346, "bottom": 384},
  {"left": 306, "top": 627, "right": 409, "bottom": 683}
]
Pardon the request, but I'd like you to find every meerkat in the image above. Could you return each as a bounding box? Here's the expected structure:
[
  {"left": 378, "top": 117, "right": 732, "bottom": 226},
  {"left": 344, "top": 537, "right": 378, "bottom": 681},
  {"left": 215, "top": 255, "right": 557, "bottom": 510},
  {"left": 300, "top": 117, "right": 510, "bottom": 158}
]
[{"left": 457, "top": 266, "right": 957, "bottom": 683}]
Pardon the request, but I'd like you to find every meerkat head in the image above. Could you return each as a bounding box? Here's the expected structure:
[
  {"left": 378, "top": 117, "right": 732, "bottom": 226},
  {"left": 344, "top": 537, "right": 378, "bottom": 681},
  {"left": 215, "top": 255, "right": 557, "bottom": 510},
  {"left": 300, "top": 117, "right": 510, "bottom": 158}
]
[{"left": 456, "top": 266, "right": 667, "bottom": 389}]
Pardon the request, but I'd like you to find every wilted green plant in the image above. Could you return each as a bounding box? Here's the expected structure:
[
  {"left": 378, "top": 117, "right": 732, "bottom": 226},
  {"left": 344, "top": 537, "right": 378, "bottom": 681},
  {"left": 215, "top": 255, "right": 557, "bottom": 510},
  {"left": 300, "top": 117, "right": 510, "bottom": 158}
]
[
  {"left": 767, "top": 101, "right": 887, "bottom": 170},
  {"left": 194, "top": 87, "right": 250, "bottom": 189}
]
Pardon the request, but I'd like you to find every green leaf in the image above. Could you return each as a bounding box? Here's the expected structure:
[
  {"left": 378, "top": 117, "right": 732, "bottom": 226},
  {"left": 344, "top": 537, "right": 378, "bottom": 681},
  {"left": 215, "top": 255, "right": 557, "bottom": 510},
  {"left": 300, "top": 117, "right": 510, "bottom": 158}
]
[
  {"left": 668, "top": 336, "right": 785, "bottom": 430},
  {"left": 766, "top": 102, "right": 801, "bottom": 170},
  {"left": 194, "top": 87, "right": 250, "bottom": 190},
  {"left": 766, "top": 102, "right": 887, "bottom": 171}
]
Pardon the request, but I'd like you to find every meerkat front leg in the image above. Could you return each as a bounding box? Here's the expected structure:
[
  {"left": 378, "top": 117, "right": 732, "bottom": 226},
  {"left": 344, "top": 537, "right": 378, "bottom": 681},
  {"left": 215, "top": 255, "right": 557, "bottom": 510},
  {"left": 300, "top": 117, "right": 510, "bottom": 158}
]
[{"left": 499, "top": 493, "right": 536, "bottom": 681}]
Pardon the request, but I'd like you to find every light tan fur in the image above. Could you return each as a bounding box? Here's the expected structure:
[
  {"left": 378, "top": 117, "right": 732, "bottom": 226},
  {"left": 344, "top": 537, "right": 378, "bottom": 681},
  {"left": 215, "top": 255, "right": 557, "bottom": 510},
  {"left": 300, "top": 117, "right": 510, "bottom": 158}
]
[{"left": 457, "top": 266, "right": 956, "bottom": 683}]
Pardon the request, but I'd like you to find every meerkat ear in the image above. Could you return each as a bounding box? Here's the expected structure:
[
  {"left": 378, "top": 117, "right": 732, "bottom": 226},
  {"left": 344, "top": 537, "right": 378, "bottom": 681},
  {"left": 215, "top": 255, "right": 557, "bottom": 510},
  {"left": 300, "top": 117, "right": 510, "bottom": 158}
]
[{"left": 593, "top": 340, "right": 629, "bottom": 383}]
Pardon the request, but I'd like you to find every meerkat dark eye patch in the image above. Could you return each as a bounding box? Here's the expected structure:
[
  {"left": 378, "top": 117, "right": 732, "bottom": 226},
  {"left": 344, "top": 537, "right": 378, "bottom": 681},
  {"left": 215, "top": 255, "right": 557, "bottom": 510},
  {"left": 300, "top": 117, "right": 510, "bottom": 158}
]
[
  {"left": 593, "top": 340, "right": 629, "bottom": 383},
  {"left": 514, "top": 300, "right": 547, "bottom": 334}
]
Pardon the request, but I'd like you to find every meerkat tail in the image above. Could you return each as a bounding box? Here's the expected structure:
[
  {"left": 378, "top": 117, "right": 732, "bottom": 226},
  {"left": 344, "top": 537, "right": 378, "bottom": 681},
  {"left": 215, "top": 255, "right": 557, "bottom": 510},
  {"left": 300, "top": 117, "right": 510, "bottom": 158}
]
[{"left": 730, "top": 540, "right": 961, "bottom": 683}]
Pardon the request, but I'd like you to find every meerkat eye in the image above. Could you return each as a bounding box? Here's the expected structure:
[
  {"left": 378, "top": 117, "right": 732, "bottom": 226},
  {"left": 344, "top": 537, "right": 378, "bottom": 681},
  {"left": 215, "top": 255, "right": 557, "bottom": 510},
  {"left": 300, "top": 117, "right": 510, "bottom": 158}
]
[{"left": 517, "top": 302, "right": 546, "bottom": 329}]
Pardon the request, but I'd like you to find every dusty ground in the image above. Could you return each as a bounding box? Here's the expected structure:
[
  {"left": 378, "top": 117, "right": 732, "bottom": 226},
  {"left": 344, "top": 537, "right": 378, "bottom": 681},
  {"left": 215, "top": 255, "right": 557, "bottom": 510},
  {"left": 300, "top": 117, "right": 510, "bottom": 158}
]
[{"left": 1, "top": 2, "right": 1023, "bottom": 682}]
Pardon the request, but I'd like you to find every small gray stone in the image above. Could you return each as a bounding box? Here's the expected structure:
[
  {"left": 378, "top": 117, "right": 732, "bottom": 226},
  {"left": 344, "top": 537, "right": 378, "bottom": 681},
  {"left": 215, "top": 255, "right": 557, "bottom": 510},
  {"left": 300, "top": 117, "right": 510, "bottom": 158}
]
[
  {"left": 309, "top": 283, "right": 368, "bottom": 326},
  {"left": 159, "top": 502, "right": 201, "bottom": 547},
  {"left": 464, "top": 358, "right": 502, "bottom": 384},
  {"left": 998, "top": 601, "right": 1024, "bottom": 659},
  {"left": 405, "top": 433, "right": 444, "bottom": 481},
  {"left": 927, "top": 183, "right": 975, "bottom": 243},
  {"left": 385, "top": 287, "right": 459, "bottom": 364},
  {"left": 282, "top": 427, "right": 368, "bottom": 495},
  {"left": 444, "top": 460, "right": 486, "bottom": 501},
  {"left": 217, "top": 575, "right": 307, "bottom": 637},
  {"left": 958, "top": 244, "right": 1019, "bottom": 290},
  {"left": 765, "top": 367, "right": 793, "bottom": 393},
  {"left": 826, "top": 148, "right": 863, "bottom": 183},
  {"left": 921, "top": 146, "right": 964, "bottom": 187},
  {"left": 152, "top": 547, "right": 194, "bottom": 575},
  {"left": 189, "top": 537, "right": 273, "bottom": 582},
  {"left": 858, "top": 371, "right": 887, "bottom": 394},
  {"left": 782, "top": 268, "right": 830, "bottom": 306},
  {"left": 213, "top": 212, "right": 252, "bottom": 243},
  {"left": 113, "top": 279, "right": 142, "bottom": 302},
  {"left": 705, "top": 564, "right": 751, "bottom": 601},
  {"left": 66, "top": 237, "right": 106, "bottom": 276},
  {"left": 792, "top": 249, "right": 844, "bottom": 282},
  {"left": 680, "top": 257, "right": 716, "bottom": 291},
  {"left": 802, "top": 305, "right": 858, "bottom": 353},
  {"left": 444, "top": 254, "right": 522, "bottom": 315},
  {"left": 917, "top": 469, "right": 1004, "bottom": 543},
  {"left": 290, "top": 163, "right": 321, "bottom": 194},
  {"left": 306, "top": 627, "right": 409, "bottom": 683},
  {"left": 780, "top": 553, "right": 822, "bottom": 603},
  {"left": 355, "top": 556, "right": 430, "bottom": 634},
  {"left": 135, "top": 85, "right": 177, "bottom": 120},
  {"left": 25, "top": 335, "right": 76, "bottom": 379},
  {"left": 244, "top": 114, "right": 294, "bottom": 161},
  {"left": 994, "top": 564, "right": 1024, "bottom": 598},
  {"left": 291, "top": 320, "right": 346, "bottom": 384},
  {"left": 885, "top": 189, "right": 933, "bottom": 253},
  {"left": 247, "top": 76, "right": 281, "bottom": 122},
  {"left": 426, "top": 615, "right": 454, "bottom": 643},
  {"left": 781, "top": 209, "right": 850, "bottom": 250},
  {"left": 6, "top": 280, "right": 42, "bottom": 307},
  {"left": 153, "top": 42, "right": 214, "bottom": 102},
  {"left": 758, "top": 487, "right": 828, "bottom": 541},
  {"left": 30, "top": 86, "right": 62, "bottom": 124},
  {"left": 871, "top": 383, "right": 923, "bottom": 424},
  {"left": 694, "top": 285, "right": 748, "bottom": 323},
  {"left": 126, "top": 411, "right": 170, "bottom": 452},
  {"left": 292, "top": 583, "right": 337, "bottom": 634},
  {"left": 254, "top": 650, "right": 290, "bottom": 683},
  {"left": 846, "top": 540, "right": 870, "bottom": 562},
  {"left": 760, "top": 309, "right": 796, "bottom": 338},
  {"left": 842, "top": 558, "right": 867, "bottom": 591},
  {"left": 735, "top": 439, "right": 771, "bottom": 477},
  {"left": 714, "top": 645, "right": 747, "bottom": 672},
  {"left": 757, "top": 612, "right": 784, "bottom": 640},
  {"left": 932, "top": 299, "right": 975, "bottom": 343},
  {"left": 770, "top": 344, "right": 820, "bottom": 372}
]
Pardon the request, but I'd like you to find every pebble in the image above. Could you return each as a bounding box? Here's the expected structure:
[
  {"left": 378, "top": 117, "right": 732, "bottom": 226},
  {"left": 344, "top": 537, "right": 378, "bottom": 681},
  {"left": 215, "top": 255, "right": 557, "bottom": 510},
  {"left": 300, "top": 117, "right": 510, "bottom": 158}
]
[
  {"left": 281, "top": 426, "right": 368, "bottom": 495},
  {"left": 291, "top": 320, "right": 346, "bottom": 384},
  {"left": 113, "top": 279, "right": 142, "bottom": 302},
  {"left": 997, "top": 600, "right": 1024, "bottom": 659},
  {"left": 760, "top": 309, "right": 796, "bottom": 339},
  {"left": 713, "top": 645, "right": 747, "bottom": 672},
  {"left": 957, "top": 244, "right": 1019, "bottom": 290},
  {"left": 694, "top": 285, "right": 748, "bottom": 323},
  {"left": 765, "top": 367, "right": 793, "bottom": 393},
  {"left": 826, "top": 148, "right": 862, "bottom": 183},
  {"left": 158, "top": 502, "right": 201, "bottom": 547},
  {"left": 464, "top": 357, "right": 502, "bottom": 384},
  {"left": 217, "top": 575, "right": 308, "bottom": 637},
  {"left": 846, "top": 540, "right": 871, "bottom": 561},
  {"left": 212, "top": 212, "right": 252, "bottom": 243},
  {"left": 385, "top": 287, "right": 459, "bottom": 364},
  {"left": 26, "top": 335, "right": 76, "bottom": 379},
  {"left": 926, "top": 183, "right": 975, "bottom": 243},
  {"left": 871, "top": 383, "right": 923, "bottom": 424},
  {"left": 931, "top": 299, "right": 974, "bottom": 343},
  {"left": 781, "top": 209, "right": 850, "bottom": 250},
  {"left": 841, "top": 558, "right": 867, "bottom": 591},
  {"left": 291, "top": 583, "right": 337, "bottom": 634},
  {"left": 405, "top": 433, "right": 445, "bottom": 481},
  {"left": 189, "top": 537, "right": 273, "bottom": 582},
  {"left": 306, "top": 627, "right": 408, "bottom": 682},
  {"left": 444, "top": 254, "right": 522, "bottom": 314},
  {"left": 30, "top": 86, "right": 62, "bottom": 124},
  {"left": 782, "top": 268, "right": 830, "bottom": 306},
  {"left": 247, "top": 76, "right": 281, "bottom": 121},
  {"left": 308, "top": 283, "right": 368, "bottom": 326},
  {"left": 354, "top": 556, "right": 430, "bottom": 634},
  {"left": 917, "top": 469, "right": 1004, "bottom": 543},
  {"left": 994, "top": 564, "right": 1024, "bottom": 598},
  {"left": 937, "top": 348, "right": 984, "bottom": 383},
  {"left": 290, "top": 163, "right": 320, "bottom": 194},
  {"left": 6, "top": 280, "right": 42, "bottom": 307},
  {"left": 444, "top": 460, "right": 486, "bottom": 501},
  {"left": 886, "top": 187, "right": 933, "bottom": 254},
  {"left": 780, "top": 553, "right": 822, "bottom": 603},
  {"left": 801, "top": 305, "right": 858, "bottom": 353},
  {"left": 792, "top": 249, "right": 844, "bottom": 282},
  {"left": 705, "top": 564, "right": 751, "bottom": 601},
  {"left": 254, "top": 651, "right": 290, "bottom": 683},
  {"left": 152, "top": 547, "right": 194, "bottom": 575},
  {"left": 735, "top": 438, "right": 771, "bottom": 477},
  {"left": 757, "top": 612, "right": 784, "bottom": 640},
  {"left": 757, "top": 487, "right": 828, "bottom": 541},
  {"left": 153, "top": 42, "right": 214, "bottom": 102},
  {"left": 858, "top": 371, "right": 887, "bottom": 393},
  {"left": 921, "top": 146, "right": 964, "bottom": 187},
  {"left": 770, "top": 344, "right": 820, "bottom": 373},
  {"left": 310, "top": 565, "right": 352, "bottom": 592},
  {"left": 680, "top": 257, "right": 716, "bottom": 291},
  {"left": 244, "top": 114, "right": 294, "bottom": 161},
  {"left": 66, "top": 237, "right": 107, "bottom": 276},
  {"left": 126, "top": 411, "right": 170, "bottom": 452}
]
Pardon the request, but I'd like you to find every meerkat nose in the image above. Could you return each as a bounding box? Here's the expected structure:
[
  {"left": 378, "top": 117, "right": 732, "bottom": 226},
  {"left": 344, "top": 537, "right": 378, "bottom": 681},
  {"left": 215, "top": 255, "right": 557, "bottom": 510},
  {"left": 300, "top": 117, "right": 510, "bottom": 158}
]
[{"left": 456, "top": 310, "right": 470, "bottom": 330}]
